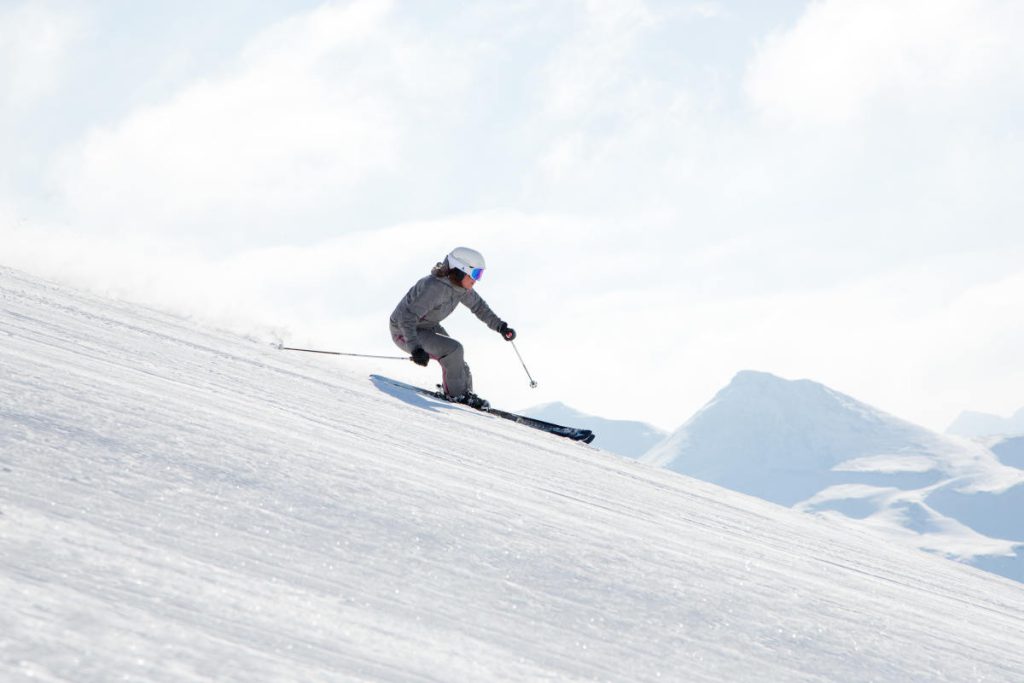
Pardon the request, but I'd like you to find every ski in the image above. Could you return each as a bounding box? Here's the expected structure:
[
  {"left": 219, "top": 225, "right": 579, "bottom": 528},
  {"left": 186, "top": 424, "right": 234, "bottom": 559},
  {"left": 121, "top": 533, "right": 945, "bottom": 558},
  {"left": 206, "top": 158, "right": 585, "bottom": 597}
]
[
  {"left": 483, "top": 406, "right": 596, "bottom": 444},
  {"left": 370, "top": 375, "right": 596, "bottom": 444}
]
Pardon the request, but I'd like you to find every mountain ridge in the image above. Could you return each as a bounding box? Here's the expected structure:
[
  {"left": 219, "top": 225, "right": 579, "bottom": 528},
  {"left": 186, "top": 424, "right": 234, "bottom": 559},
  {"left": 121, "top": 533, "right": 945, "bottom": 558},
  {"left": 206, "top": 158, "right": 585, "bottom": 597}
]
[
  {"left": 641, "top": 369, "right": 1024, "bottom": 582},
  {"left": 947, "top": 407, "right": 1024, "bottom": 438}
]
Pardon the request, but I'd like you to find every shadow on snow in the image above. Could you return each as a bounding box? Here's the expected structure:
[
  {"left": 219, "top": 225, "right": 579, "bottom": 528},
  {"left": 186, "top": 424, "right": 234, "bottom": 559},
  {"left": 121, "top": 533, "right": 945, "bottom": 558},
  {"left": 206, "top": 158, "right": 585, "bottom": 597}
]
[{"left": 370, "top": 375, "right": 455, "bottom": 415}]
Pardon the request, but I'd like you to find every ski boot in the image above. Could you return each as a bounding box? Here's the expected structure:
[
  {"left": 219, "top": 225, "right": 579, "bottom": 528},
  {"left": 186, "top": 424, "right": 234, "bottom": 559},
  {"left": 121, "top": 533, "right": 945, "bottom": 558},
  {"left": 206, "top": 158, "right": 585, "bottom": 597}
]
[{"left": 449, "top": 392, "right": 490, "bottom": 411}]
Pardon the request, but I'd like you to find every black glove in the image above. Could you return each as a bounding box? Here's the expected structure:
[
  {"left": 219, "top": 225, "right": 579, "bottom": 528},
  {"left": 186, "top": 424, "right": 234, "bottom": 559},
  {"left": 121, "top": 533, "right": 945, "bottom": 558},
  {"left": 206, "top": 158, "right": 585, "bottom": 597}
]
[
  {"left": 410, "top": 347, "right": 430, "bottom": 366},
  {"left": 497, "top": 322, "right": 516, "bottom": 341}
]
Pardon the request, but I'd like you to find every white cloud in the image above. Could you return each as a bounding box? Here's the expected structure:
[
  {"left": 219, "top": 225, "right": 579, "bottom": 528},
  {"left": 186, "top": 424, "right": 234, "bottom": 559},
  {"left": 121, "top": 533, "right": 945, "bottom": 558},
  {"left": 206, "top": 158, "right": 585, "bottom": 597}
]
[
  {"left": 533, "top": 0, "right": 674, "bottom": 191},
  {"left": 682, "top": 2, "right": 724, "bottom": 20},
  {"left": 0, "top": 2, "right": 80, "bottom": 110},
  {"left": 539, "top": 0, "right": 656, "bottom": 121},
  {"left": 52, "top": 0, "right": 479, "bottom": 245},
  {"left": 57, "top": 60, "right": 399, "bottom": 236},
  {"left": 744, "top": 0, "right": 1024, "bottom": 125}
]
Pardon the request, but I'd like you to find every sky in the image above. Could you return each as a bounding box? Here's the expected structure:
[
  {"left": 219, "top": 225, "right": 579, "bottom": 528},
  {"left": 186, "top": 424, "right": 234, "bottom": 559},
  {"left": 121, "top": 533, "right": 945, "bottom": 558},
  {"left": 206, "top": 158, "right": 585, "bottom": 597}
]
[{"left": 2, "top": 0, "right": 1023, "bottom": 433}]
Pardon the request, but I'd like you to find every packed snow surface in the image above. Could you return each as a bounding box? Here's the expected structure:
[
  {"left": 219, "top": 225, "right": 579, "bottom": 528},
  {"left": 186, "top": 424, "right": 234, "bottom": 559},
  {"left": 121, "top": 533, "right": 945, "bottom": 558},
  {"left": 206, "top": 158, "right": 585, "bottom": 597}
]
[{"left": 3, "top": 266, "right": 1024, "bottom": 682}]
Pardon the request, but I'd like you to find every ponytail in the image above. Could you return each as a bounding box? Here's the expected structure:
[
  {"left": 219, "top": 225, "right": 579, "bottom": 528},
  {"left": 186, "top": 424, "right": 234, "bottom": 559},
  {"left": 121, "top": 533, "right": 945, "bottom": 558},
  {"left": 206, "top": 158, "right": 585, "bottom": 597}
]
[{"left": 431, "top": 260, "right": 468, "bottom": 286}]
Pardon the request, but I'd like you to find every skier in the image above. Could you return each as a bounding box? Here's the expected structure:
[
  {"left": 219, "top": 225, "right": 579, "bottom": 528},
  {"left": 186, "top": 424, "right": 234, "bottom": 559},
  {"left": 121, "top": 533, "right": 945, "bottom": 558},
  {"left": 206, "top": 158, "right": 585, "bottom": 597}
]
[{"left": 389, "top": 247, "right": 516, "bottom": 409}]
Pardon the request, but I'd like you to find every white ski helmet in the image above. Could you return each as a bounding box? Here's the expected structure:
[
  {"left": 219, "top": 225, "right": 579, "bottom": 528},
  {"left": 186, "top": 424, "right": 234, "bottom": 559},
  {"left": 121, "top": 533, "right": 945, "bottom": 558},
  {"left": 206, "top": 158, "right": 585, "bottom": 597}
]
[{"left": 445, "top": 246, "right": 486, "bottom": 281}]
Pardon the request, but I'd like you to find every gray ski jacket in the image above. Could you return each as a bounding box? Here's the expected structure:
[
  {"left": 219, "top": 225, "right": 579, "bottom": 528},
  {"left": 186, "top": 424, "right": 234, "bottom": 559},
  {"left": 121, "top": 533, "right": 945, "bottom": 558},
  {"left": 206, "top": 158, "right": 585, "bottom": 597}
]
[{"left": 390, "top": 272, "right": 503, "bottom": 351}]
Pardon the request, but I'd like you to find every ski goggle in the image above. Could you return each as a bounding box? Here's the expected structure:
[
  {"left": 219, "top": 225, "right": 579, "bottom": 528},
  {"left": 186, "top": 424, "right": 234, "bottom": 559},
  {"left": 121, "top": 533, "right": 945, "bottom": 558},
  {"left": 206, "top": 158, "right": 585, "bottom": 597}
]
[{"left": 447, "top": 255, "right": 484, "bottom": 281}]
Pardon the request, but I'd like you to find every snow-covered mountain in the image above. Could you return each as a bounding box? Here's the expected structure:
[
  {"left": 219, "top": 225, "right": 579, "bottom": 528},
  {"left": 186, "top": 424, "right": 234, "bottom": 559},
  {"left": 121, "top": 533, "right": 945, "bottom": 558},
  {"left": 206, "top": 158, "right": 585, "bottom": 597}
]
[
  {"left": 992, "top": 435, "right": 1024, "bottom": 469},
  {"left": 519, "top": 401, "right": 666, "bottom": 458},
  {"left": 4, "top": 266, "right": 1024, "bottom": 681},
  {"left": 947, "top": 408, "right": 1024, "bottom": 437},
  {"left": 642, "top": 370, "right": 1024, "bottom": 582}
]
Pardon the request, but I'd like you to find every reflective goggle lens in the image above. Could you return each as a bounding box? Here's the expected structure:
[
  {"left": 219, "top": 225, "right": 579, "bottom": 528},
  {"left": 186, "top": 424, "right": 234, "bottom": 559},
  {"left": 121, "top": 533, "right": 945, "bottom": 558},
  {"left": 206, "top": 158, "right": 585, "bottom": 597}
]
[{"left": 448, "top": 254, "right": 485, "bottom": 281}]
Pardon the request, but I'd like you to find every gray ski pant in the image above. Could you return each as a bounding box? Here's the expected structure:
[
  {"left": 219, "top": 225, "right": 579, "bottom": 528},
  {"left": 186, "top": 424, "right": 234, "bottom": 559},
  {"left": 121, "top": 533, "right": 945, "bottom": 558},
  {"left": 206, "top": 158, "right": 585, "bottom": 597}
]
[{"left": 392, "top": 326, "right": 473, "bottom": 397}]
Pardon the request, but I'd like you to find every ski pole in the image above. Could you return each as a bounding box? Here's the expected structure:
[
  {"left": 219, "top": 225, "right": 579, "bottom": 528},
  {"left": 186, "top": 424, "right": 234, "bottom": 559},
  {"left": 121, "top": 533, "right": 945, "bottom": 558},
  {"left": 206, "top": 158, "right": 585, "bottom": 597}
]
[
  {"left": 510, "top": 340, "right": 538, "bottom": 388},
  {"left": 278, "top": 344, "right": 411, "bottom": 361}
]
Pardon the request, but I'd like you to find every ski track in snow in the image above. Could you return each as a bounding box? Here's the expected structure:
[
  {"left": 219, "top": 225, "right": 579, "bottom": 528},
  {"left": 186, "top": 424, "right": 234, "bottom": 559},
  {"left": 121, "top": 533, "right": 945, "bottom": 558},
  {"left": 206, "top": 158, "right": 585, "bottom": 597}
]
[{"left": 2, "top": 266, "right": 1024, "bottom": 682}]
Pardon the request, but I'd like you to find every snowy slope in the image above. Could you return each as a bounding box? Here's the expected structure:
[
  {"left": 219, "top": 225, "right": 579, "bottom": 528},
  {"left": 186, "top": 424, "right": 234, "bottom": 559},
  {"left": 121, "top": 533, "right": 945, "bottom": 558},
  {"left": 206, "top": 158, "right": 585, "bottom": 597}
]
[
  {"left": 3, "top": 266, "right": 1024, "bottom": 682},
  {"left": 519, "top": 401, "right": 667, "bottom": 458},
  {"left": 642, "top": 371, "right": 1024, "bottom": 582},
  {"left": 992, "top": 435, "right": 1024, "bottom": 469}
]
